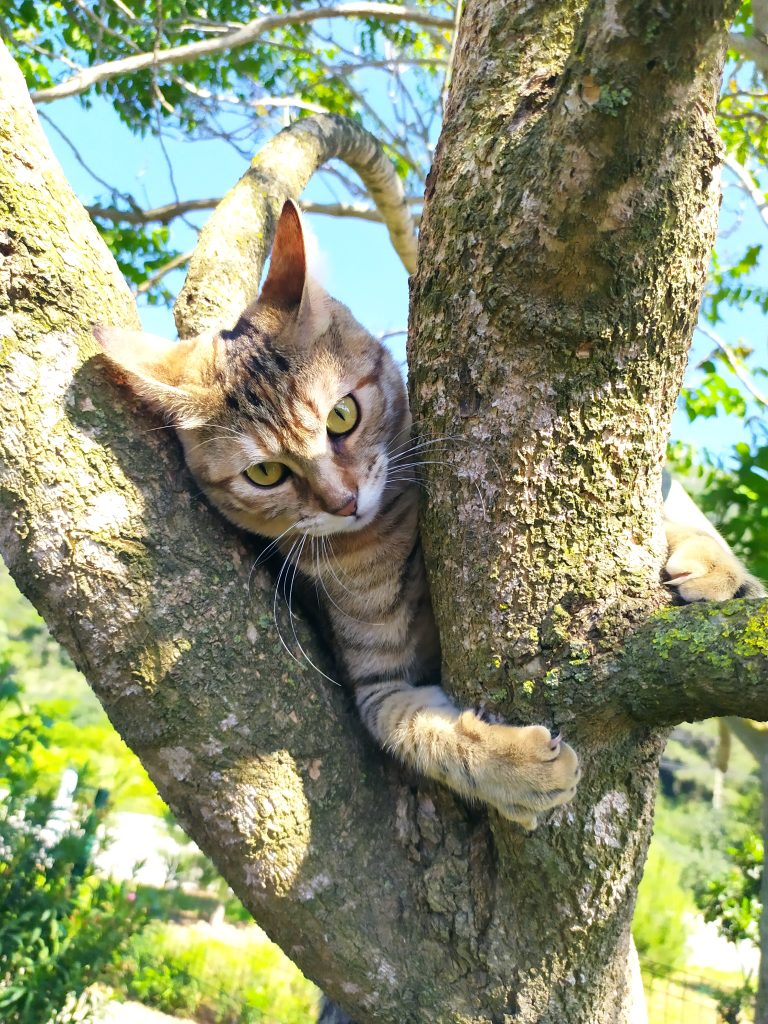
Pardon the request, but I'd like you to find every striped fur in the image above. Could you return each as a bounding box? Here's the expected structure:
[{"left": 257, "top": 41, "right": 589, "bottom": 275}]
[{"left": 97, "top": 200, "right": 580, "bottom": 829}]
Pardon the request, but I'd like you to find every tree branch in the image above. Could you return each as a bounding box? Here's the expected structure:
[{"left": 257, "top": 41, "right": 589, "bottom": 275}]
[
  {"left": 30, "top": 3, "right": 454, "bottom": 105},
  {"left": 135, "top": 249, "right": 193, "bottom": 294},
  {"left": 696, "top": 323, "right": 768, "bottom": 406},
  {"left": 88, "top": 196, "right": 423, "bottom": 227},
  {"left": 729, "top": 30, "right": 768, "bottom": 77},
  {"left": 586, "top": 600, "right": 768, "bottom": 728},
  {"left": 174, "top": 114, "right": 419, "bottom": 335},
  {"left": 411, "top": 0, "right": 740, "bottom": 710},
  {"left": 0, "top": 38, "right": 459, "bottom": 1021},
  {"left": 724, "top": 152, "right": 768, "bottom": 232}
]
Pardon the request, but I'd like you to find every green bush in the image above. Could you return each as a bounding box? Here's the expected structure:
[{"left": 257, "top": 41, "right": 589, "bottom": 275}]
[
  {"left": 0, "top": 680, "right": 144, "bottom": 1023},
  {"left": 119, "top": 920, "right": 319, "bottom": 1024},
  {"left": 694, "top": 834, "right": 763, "bottom": 947},
  {"left": 633, "top": 844, "right": 692, "bottom": 971}
]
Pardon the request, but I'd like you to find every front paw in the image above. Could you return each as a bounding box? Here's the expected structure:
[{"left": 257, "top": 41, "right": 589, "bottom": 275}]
[
  {"left": 663, "top": 529, "right": 762, "bottom": 602},
  {"left": 459, "top": 716, "right": 580, "bottom": 829}
]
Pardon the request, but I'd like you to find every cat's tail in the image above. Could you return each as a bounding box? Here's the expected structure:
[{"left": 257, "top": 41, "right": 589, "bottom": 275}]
[{"left": 354, "top": 678, "right": 579, "bottom": 829}]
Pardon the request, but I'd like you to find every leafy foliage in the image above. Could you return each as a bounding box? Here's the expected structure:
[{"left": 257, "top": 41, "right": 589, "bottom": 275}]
[
  {"left": 4, "top": 0, "right": 449, "bottom": 302},
  {"left": 118, "top": 920, "right": 318, "bottom": 1023},
  {"left": 0, "top": 681, "right": 144, "bottom": 1023},
  {"left": 695, "top": 835, "right": 763, "bottom": 948},
  {"left": 0, "top": 564, "right": 165, "bottom": 816}
]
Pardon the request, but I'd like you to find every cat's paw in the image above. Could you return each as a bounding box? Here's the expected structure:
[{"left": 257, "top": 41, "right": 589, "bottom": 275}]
[
  {"left": 458, "top": 716, "right": 580, "bottom": 829},
  {"left": 663, "top": 525, "right": 765, "bottom": 602}
]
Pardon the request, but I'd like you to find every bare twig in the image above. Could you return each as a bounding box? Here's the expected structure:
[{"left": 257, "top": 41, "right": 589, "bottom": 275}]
[
  {"left": 88, "top": 196, "right": 423, "bottom": 226},
  {"left": 696, "top": 323, "right": 768, "bottom": 406},
  {"left": 135, "top": 249, "right": 194, "bottom": 295},
  {"left": 38, "top": 110, "right": 123, "bottom": 195},
  {"left": 728, "top": 30, "right": 768, "bottom": 77},
  {"left": 724, "top": 153, "right": 768, "bottom": 231},
  {"left": 442, "top": 0, "right": 463, "bottom": 110},
  {"left": 175, "top": 114, "right": 421, "bottom": 335}
]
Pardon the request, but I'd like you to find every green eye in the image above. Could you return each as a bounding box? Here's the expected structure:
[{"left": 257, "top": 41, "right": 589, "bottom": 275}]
[
  {"left": 245, "top": 462, "right": 288, "bottom": 487},
  {"left": 327, "top": 395, "right": 359, "bottom": 436}
]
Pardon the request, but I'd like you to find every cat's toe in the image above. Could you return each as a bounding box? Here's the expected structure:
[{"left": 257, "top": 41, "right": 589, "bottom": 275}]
[
  {"left": 498, "top": 807, "right": 539, "bottom": 830},
  {"left": 664, "top": 534, "right": 749, "bottom": 602}
]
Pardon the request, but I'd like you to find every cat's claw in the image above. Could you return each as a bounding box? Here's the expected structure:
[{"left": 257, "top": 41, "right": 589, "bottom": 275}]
[{"left": 458, "top": 719, "right": 580, "bottom": 829}]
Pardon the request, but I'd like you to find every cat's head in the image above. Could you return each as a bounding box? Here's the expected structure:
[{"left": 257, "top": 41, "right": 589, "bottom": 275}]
[{"left": 96, "top": 200, "right": 411, "bottom": 541}]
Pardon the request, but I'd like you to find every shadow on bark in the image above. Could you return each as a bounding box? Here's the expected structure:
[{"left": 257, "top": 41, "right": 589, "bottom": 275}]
[{"left": 319, "top": 996, "right": 357, "bottom": 1024}]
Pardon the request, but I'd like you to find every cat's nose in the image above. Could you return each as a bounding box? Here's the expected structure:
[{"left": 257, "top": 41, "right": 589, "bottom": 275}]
[{"left": 333, "top": 495, "right": 358, "bottom": 517}]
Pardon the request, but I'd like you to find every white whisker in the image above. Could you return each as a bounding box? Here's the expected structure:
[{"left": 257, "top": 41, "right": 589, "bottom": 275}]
[
  {"left": 315, "top": 537, "right": 384, "bottom": 626},
  {"left": 248, "top": 522, "right": 299, "bottom": 595}
]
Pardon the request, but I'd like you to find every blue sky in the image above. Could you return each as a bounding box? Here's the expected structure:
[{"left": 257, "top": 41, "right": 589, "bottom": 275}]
[{"left": 40, "top": 92, "right": 765, "bottom": 462}]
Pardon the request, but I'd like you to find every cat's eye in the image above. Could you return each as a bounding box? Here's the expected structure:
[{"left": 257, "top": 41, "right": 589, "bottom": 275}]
[
  {"left": 245, "top": 462, "right": 288, "bottom": 488},
  {"left": 327, "top": 395, "right": 359, "bottom": 436}
]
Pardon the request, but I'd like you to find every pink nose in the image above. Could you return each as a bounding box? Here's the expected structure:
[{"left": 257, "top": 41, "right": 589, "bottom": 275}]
[{"left": 334, "top": 496, "right": 358, "bottom": 517}]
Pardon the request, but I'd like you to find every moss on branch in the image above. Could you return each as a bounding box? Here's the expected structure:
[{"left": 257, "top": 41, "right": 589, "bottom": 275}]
[{"left": 589, "top": 599, "right": 768, "bottom": 726}]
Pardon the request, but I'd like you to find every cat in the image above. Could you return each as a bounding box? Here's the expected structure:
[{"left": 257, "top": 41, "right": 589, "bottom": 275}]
[{"left": 95, "top": 199, "right": 762, "bottom": 829}]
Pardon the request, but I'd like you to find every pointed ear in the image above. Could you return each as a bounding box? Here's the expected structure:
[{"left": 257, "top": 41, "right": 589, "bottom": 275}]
[
  {"left": 94, "top": 326, "right": 209, "bottom": 428},
  {"left": 259, "top": 199, "right": 307, "bottom": 311}
]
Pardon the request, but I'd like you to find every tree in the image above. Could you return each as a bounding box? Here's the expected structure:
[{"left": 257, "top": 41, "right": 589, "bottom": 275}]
[{"left": 3, "top": 3, "right": 768, "bottom": 1024}]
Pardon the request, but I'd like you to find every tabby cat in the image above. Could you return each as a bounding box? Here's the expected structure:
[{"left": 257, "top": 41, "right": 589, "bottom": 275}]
[{"left": 96, "top": 199, "right": 762, "bottom": 829}]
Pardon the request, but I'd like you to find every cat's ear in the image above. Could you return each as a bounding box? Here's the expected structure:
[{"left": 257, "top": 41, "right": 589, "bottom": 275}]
[
  {"left": 259, "top": 199, "right": 307, "bottom": 311},
  {"left": 94, "top": 326, "right": 210, "bottom": 428},
  {"left": 249, "top": 199, "right": 330, "bottom": 340}
]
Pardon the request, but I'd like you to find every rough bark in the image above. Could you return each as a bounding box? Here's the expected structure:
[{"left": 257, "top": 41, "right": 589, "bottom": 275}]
[
  {"left": 0, "top": 2, "right": 767, "bottom": 1023},
  {"left": 408, "top": 0, "right": 750, "bottom": 1019}
]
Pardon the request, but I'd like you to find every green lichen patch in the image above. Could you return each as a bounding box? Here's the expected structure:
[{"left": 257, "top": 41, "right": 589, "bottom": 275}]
[{"left": 734, "top": 603, "right": 768, "bottom": 659}]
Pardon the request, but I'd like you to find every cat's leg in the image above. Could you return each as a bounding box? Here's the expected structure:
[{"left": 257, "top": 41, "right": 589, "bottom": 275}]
[
  {"left": 356, "top": 680, "right": 580, "bottom": 829},
  {"left": 661, "top": 472, "right": 765, "bottom": 601},
  {"left": 663, "top": 521, "right": 765, "bottom": 602}
]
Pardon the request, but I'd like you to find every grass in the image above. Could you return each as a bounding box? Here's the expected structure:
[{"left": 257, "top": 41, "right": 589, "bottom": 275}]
[{"left": 118, "top": 920, "right": 320, "bottom": 1024}]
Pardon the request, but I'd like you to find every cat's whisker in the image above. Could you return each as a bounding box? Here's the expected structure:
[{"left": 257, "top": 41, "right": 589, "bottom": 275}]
[
  {"left": 321, "top": 536, "right": 358, "bottom": 592},
  {"left": 387, "top": 433, "right": 462, "bottom": 453},
  {"left": 185, "top": 435, "right": 247, "bottom": 455},
  {"left": 271, "top": 538, "right": 304, "bottom": 672},
  {"left": 140, "top": 422, "right": 182, "bottom": 435},
  {"left": 387, "top": 460, "right": 460, "bottom": 475},
  {"left": 386, "top": 476, "right": 434, "bottom": 496},
  {"left": 279, "top": 534, "right": 341, "bottom": 688},
  {"left": 385, "top": 434, "right": 462, "bottom": 459},
  {"left": 387, "top": 449, "right": 459, "bottom": 470},
  {"left": 314, "top": 537, "right": 385, "bottom": 626},
  {"left": 383, "top": 423, "right": 461, "bottom": 452},
  {"left": 247, "top": 522, "right": 299, "bottom": 595}
]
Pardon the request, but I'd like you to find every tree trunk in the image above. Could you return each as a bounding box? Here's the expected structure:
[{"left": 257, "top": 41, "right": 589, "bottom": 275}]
[
  {"left": 408, "top": 1, "right": 737, "bottom": 1015},
  {"left": 2, "top": 2, "right": 768, "bottom": 1022}
]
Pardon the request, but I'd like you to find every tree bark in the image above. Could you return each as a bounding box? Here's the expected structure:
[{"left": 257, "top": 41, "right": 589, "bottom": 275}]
[{"left": 1, "top": 1, "right": 767, "bottom": 1022}]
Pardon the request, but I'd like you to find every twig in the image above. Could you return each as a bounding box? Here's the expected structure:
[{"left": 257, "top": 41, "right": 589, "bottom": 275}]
[
  {"left": 696, "top": 324, "right": 768, "bottom": 406},
  {"left": 135, "top": 249, "right": 194, "bottom": 295}
]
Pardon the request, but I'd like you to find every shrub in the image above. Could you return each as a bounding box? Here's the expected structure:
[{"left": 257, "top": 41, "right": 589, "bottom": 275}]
[
  {"left": 0, "top": 680, "right": 144, "bottom": 1023},
  {"left": 119, "top": 920, "right": 319, "bottom": 1024}
]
